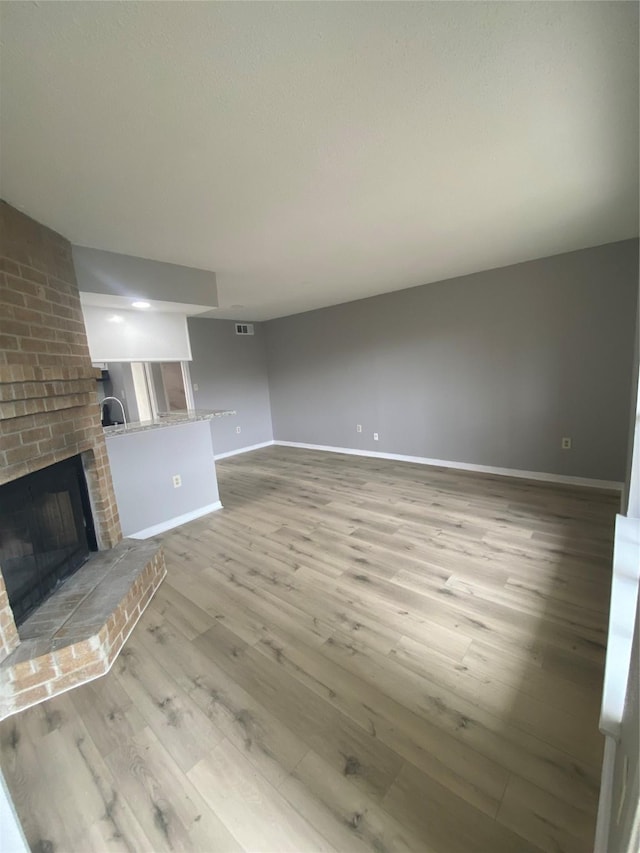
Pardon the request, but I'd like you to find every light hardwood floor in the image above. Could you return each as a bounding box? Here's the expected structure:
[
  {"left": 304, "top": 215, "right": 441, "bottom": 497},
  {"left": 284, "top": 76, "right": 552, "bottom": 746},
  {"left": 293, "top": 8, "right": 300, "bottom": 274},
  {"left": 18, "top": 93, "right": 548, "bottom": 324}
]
[{"left": 0, "top": 447, "right": 618, "bottom": 853}]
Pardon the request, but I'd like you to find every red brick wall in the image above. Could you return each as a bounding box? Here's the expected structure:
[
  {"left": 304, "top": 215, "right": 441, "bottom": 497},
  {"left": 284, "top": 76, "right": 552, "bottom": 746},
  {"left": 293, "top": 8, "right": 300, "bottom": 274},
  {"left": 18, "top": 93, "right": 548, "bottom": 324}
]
[{"left": 0, "top": 200, "right": 123, "bottom": 660}]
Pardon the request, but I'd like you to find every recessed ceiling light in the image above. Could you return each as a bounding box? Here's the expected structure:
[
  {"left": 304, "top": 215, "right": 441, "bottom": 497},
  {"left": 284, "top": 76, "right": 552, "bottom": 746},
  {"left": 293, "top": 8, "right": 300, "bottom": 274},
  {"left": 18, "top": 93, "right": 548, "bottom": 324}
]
[
  {"left": 131, "top": 300, "right": 151, "bottom": 309},
  {"left": 107, "top": 314, "right": 124, "bottom": 323}
]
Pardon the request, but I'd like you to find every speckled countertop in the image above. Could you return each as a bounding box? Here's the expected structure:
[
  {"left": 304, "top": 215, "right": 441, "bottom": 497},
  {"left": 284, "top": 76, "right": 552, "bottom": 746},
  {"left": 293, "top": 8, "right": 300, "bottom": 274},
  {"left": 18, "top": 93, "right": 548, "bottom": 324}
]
[{"left": 103, "top": 409, "right": 235, "bottom": 437}]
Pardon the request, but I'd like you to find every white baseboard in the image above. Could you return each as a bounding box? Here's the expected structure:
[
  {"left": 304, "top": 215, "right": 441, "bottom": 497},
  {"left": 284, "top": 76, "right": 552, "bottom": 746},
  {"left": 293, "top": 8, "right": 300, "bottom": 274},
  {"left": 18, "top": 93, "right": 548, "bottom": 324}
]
[
  {"left": 128, "top": 501, "right": 223, "bottom": 539},
  {"left": 215, "top": 440, "right": 275, "bottom": 460},
  {"left": 274, "top": 441, "right": 623, "bottom": 491}
]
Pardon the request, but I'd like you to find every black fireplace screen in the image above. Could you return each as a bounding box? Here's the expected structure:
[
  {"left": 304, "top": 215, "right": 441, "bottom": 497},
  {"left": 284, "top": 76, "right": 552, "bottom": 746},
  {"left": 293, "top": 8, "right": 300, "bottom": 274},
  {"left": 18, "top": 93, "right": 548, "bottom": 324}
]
[{"left": 0, "top": 455, "right": 97, "bottom": 627}]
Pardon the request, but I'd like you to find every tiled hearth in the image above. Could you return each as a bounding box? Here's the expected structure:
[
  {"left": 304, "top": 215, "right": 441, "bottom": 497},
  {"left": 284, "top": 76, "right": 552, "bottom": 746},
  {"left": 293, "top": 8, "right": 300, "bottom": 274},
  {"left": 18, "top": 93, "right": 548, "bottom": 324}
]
[
  {"left": 0, "top": 200, "right": 165, "bottom": 718},
  {"left": 0, "top": 540, "right": 166, "bottom": 720}
]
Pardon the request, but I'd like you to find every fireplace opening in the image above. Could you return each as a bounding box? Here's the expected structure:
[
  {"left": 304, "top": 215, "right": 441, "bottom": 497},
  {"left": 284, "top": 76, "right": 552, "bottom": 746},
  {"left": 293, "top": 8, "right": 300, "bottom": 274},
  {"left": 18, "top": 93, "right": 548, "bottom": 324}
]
[{"left": 0, "top": 455, "right": 98, "bottom": 627}]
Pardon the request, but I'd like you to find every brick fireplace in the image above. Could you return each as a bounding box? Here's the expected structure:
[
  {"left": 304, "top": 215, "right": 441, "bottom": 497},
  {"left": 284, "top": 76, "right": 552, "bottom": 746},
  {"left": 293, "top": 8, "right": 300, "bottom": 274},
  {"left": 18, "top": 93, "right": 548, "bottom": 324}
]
[{"left": 0, "top": 201, "right": 165, "bottom": 719}]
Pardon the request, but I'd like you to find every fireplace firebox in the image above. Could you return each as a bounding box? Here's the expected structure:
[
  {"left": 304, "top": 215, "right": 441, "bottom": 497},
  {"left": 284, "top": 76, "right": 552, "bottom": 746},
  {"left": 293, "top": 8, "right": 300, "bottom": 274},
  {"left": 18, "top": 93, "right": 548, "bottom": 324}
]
[{"left": 0, "top": 455, "right": 98, "bottom": 627}]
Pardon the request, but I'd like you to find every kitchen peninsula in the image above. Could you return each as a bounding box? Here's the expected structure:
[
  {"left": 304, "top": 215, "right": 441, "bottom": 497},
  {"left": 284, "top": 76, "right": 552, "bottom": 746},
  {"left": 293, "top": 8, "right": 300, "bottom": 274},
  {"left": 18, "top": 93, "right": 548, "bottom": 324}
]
[{"left": 103, "top": 409, "right": 234, "bottom": 538}]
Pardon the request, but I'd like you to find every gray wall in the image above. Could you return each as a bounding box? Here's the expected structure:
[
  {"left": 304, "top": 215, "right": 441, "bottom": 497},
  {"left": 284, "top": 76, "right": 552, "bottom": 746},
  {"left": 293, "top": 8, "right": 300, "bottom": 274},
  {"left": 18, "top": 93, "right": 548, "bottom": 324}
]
[
  {"left": 73, "top": 245, "right": 217, "bottom": 308},
  {"left": 105, "top": 420, "right": 220, "bottom": 537},
  {"left": 265, "top": 240, "right": 639, "bottom": 482},
  {"left": 188, "top": 317, "right": 274, "bottom": 456},
  {"left": 623, "top": 275, "right": 640, "bottom": 514}
]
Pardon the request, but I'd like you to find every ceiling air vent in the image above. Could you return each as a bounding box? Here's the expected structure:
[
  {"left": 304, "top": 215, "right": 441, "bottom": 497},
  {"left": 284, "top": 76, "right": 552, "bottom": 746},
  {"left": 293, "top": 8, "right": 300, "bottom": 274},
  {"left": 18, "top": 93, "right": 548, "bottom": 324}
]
[{"left": 235, "top": 323, "right": 254, "bottom": 336}]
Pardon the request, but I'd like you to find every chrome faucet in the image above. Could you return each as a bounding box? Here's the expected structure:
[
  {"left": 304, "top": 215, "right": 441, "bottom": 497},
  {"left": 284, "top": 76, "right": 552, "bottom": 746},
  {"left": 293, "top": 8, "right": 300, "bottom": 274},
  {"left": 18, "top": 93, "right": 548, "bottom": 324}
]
[{"left": 101, "top": 396, "right": 127, "bottom": 427}]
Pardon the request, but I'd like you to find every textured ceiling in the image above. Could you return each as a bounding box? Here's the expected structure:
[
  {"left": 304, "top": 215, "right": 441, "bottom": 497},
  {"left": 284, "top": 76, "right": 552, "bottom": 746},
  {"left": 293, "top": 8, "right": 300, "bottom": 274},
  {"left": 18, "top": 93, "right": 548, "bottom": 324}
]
[{"left": 1, "top": 1, "right": 638, "bottom": 321}]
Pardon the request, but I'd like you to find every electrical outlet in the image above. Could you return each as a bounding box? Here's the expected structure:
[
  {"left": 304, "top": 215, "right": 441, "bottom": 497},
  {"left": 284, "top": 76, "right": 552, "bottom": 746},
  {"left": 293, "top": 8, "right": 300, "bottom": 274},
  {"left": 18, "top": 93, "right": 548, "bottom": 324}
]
[
  {"left": 356, "top": 424, "right": 362, "bottom": 433},
  {"left": 172, "top": 474, "right": 182, "bottom": 488},
  {"left": 561, "top": 437, "right": 572, "bottom": 450},
  {"left": 373, "top": 432, "right": 379, "bottom": 441},
  {"left": 235, "top": 425, "right": 241, "bottom": 434},
  {"left": 193, "top": 383, "right": 199, "bottom": 391}
]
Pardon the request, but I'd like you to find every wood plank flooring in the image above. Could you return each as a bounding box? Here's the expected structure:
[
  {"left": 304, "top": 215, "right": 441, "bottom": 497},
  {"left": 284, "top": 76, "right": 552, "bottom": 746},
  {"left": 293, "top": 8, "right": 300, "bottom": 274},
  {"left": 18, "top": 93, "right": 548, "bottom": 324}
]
[{"left": 0, "top": 446, "right": 618, "bottom": 852}]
